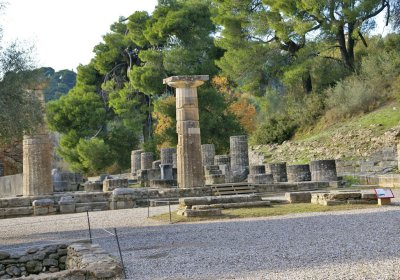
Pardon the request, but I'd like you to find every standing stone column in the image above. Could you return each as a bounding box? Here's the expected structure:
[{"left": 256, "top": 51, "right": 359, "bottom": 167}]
[
  {"left": 201, "top": 144, "right": 215, "bottom": 166},
  {"left": 310, "top": 160, "right": 337, "bottom": 181},
  {"left": 287, "top": 164, "right": 311, "bottom": 182},
  {"left": 0, "top": 163, "right": 4, "bottom": 177},
  {"left": 141, "top": 152, "right": 154, "bottom": 170},
  {"left": 131, "top": 149, "right": 143, "bottom": 175},
  {"left": 23, "top": 90, "right": 53, "bottom": 196},
  {"left": 161, "top": 148, "right": 176, "bottom": 165},
  {"left": 23, "top": 134, "right": 53, "bottom": 196},
  {"left": 267, "top": 162, "right": 288, "bottom": 182},
  {"left": 163, "top": 75, "right": 209, "bottom": 188},
  {"left": 215, "top": 155, "right": 231, "bottom": 183},
  {"left": 230, "top": 135, "right": 249, "bottom": 182}
]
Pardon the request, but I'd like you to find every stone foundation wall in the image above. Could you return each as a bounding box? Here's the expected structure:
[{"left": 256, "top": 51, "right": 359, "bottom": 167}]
[
  {"left": 0, "top": 141, "right": 23, "bottom": 176},
  {"left": 0, "top": 174, "right": 23, "bottom": 197},
  {"left": 0, "top": 241, "right": 122, "bottom": 279},
  {"left": 351, "top": 173, "right": 400, "bottom": 188}
]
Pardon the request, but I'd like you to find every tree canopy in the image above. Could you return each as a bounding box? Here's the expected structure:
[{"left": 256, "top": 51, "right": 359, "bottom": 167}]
[
  {"left": 0, "top": 3, "right": 44, "bottom": 143},
  {"left": 45, "top": 0, "right": 400, "bottom": 173}
]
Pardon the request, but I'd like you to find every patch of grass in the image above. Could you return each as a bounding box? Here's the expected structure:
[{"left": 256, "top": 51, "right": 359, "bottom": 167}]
[
  {"left": 341, "top": 175, "right": 362, "bottom": 187},
  {"left": 295, "top": 101, "right": 400, "bottom": 142},
  {"left": 151, "top": 203, "right": 378, "bottom": 224}
]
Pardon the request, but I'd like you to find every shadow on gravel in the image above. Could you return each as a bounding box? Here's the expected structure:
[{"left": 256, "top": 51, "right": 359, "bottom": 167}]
[
  {"left": 2, "top": 208, "right": 400, "bottom": 279},
  {"left": 112, "top": 208, "right": 400, "bottom": 279}
]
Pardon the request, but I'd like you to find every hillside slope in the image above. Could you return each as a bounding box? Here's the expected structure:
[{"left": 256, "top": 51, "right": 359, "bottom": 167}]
[{"left": 251, "top": 102, "right": 400, "bottom": 165}]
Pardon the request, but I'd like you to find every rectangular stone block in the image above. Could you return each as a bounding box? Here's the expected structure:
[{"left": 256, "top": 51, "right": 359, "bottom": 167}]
[
  {"left": 178, "top": 208, "right": 222, "bottom": 217},
  {"left": 328, "top": 192, "right": 361, "bottom": 200},
  {"left": 285, "top": 192, "right": 312, "bottom": 203},
  {"left": 176, "top": 108, "right": 199, "bottom": 121},
  {"left": 176, "top": 89, "right": 198, "bottom": 108},
  {"left": 347, "top": 199, "right": 377, "bottom": 205},
  {"left": 59, "top": 204, "right": 75, "bottom": 214},
  {"left": 0, "top": 206, "right": 33, "bottom": 218},
  {"left": 321, "top": 200, "right": 346, "bottom": 206}
]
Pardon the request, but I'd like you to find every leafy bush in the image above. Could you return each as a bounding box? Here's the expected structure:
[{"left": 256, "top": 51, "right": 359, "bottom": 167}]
[
  {"left": 326, "top": 51, "right": 400, "bottom": 119},
  {"left": 250, "top": 115, "right": 298, "bottom": 145}
]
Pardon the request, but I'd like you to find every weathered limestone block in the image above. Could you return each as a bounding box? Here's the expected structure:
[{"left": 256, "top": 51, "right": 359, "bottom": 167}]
[
  {"left": 164, "top": 75, "right": 208, "bottom": 189},
  {"left": 141, "top": 152, "right": 154, "bottom": 170},
  {"left": 247, "top": 174, "right": 274, "bottom": 184},
  {"left": 110, "top": 188, "right": 136, "bottom": 210},
  {"left": 192, "top": 200, "right": 271, "bottom": 210},
  {"left": 214, "top": 155, "right": 230, "bottom": 166},
  {"left": 32, "top": 199, "right": 55, "bottom": 216},
  {"left": 320, "top": 199, "right": 346, "bottom": 206},
  {"left": 131, "top": 149, "right": 143, "bottom": 175},
  {"left": 179, "top": 194, "right": 262, "bottom": 207},
  {"left": 177, "top": 208, "right": 222, "bottom": 217},
  {"left": 84, "top": 181, "right": 103, "bottom": 192},
  {"left": 58, "top": 196, "right": 76, "bottom": 214},
  {"left": 205, "top": 174, "right": 225, "bottom": 185},
  {"left": 204, "top": 165, "right": 222, "bottom": 175},
  {"left": 160, "top": 148, "right": 176, "bottom": 165},
  {"left": 148, "top": 169, "right": 161, "bottom": 180},
  {"left": 310, "top": 160, "right": 337, "bottom": 182},
  {"left": 285, "top": 192, "right": 312, "bottom": 203},
  {"left": 249, "top": 165, "right": 266, "bottom": 175},
  {"left": 172, "top": 153, "right": 177, "bottom": 168},
  {"left": 287, "top": 164, "right": 311, "bottom": 182},
  {"left": 152, "top": 160, "right": 161, "bottom": 169},
  {"left": 23, "top": 134, "right": 53, "bottom": 196},
  {"left": 65, "top": 241, "right": 123, "bottom": 279},
  {"left": 150, "top": 179, "right": 177, "bottom": 188},
  {"left": 102, "top": 178, "right": 128, "bottom": 192},
  {"left": 0, "top": 206, "right": 33, "bottom": 218},
  {"left": 267, "top": 162, "right": 288, "bottom": 182},
  {"left": 361, "top": 192, "right": 378, "bottom": 200},
  {"left": 214, "top": 155, "right": 231, "bottom": 183},
  {"left": 230, "top": 136, "right": 249, "bottom": 183},
  {"left": 201, "top": 144, "right": 215, "bottom": 166},
  {"left": 327, "top": 191, "right": 361, "bottom": 200},
  {"left": 160, "top": 164, "right": 173, "bottom": 180},
  {"left": 347, "top": 199, "right": 377, "bottom": 204}
]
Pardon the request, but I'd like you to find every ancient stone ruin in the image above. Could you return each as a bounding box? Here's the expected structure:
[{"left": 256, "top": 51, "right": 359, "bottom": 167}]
[
  {"left": 163, "top": 75, "right": 209, "bottom": 188},
  {"left": 0, "top": 241, "right": 122, "bottom": 279}
]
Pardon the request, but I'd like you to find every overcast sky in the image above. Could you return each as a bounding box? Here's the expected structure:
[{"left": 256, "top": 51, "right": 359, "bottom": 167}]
[{"left": 0, "top": 0, "right": 157, "bottom": 71}]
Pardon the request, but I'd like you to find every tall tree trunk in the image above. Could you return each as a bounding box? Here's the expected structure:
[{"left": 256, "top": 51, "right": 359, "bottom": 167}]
[
  {"left": 337, "top": 25, "right": 352, "bottom": 70},
  {"left": 347, "top": 23, "right": 355, "bottom": 69}
]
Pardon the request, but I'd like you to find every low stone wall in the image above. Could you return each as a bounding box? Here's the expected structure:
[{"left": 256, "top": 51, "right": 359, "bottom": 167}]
[
  {"left": 0, "top": 180, "right": 332, "bottom": 218},
  {"left": 0, "top": 174, "right": 23, "bottom": 197},
  {"left": 254, "top": 181, "right": 330, "bottom": 193},
  {"left": 311, "top": 191, "right": 377, "bottom": 206},
  {"left": 0, "top": 241, "right": 122, "bottom": 279},
  {"left": 0, "top": 187, "right": 213, "bottom": 218},
  {"left": 352, "top": 174, "right": 400, "bottom": 188}
]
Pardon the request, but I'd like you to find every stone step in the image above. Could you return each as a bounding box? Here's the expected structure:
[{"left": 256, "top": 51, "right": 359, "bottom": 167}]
[
  {"left": 192, "top": 200, "right": 271, "bottom": 210},
  {"left": 75, "top": 202, "right": 108, "bottom": 212}
]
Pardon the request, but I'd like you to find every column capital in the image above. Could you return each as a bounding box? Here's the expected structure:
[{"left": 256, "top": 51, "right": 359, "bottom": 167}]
[{"left": 163, "top": 75, "right": 209, "bottom": 88}]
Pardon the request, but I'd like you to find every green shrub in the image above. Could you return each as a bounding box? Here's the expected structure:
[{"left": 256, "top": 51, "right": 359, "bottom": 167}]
[
  {"left": 250, "top": 115, "right": 298, "bottom": 145},
  {"left": 326, "top": 51, "right": 400, "bottom": 118}
]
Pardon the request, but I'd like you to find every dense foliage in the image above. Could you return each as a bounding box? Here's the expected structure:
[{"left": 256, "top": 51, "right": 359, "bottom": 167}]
[
  {"left": 0, "top": 2, "right": 44, "bottom": 143},
  {"left": 44, "top": 0, "right": 400, "bottom": 174}
]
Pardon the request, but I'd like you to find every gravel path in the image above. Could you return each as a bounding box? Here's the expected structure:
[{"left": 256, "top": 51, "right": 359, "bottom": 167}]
[{"left": 2, "top": 205, "right": 400, "bottom": 279}]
